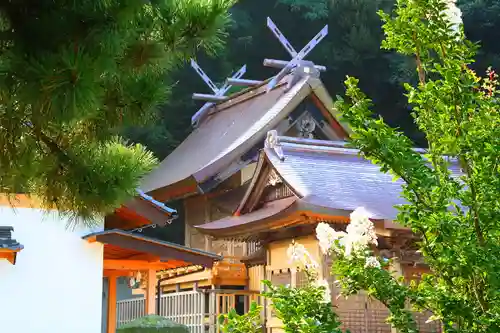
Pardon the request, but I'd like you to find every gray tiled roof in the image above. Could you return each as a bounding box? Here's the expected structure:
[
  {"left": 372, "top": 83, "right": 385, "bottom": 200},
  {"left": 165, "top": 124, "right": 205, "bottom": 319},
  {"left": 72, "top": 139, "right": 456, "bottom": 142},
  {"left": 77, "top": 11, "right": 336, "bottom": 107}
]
[
  {"left": 265, "top": 137, "right": 463, "bottom": 220},
  {"left": 0, "top": 226, "right": 23, "bottom": 251}
]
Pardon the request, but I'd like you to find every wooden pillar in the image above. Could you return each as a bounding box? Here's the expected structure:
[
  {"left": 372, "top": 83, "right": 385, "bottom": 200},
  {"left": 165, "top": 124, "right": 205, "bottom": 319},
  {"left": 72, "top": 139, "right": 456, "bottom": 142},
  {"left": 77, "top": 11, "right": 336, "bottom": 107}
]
[
  {"left": 107, "top": 275, "right": 117, "bottom": 333},
  {"left": 203, "top": 197, "right": 211, "bottom": 252},
  {"left": 290, "top": 268, "right": 297, "bottom": 288},
  {"left": 145, "top": 268, "right": 157, "bottom": 315}
]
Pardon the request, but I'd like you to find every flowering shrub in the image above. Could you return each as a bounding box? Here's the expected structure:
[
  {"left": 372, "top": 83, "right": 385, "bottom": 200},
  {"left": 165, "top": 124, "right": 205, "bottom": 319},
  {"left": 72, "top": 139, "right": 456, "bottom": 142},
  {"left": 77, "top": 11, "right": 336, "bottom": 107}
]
[
  {"left": 262, "top": 279, "right": 343, "bottom": 333},
  {"left": 218, "top": 241, "right": 341, "bottom": 333},
  {"left": 262, "top": 242, "right": 343, "bottom": 333},
  {"left": 316, "top": 209, "right": 419, "bottom": 332},
  {"left": 330, "top": 0, "right": 500, "bottom": 331}
]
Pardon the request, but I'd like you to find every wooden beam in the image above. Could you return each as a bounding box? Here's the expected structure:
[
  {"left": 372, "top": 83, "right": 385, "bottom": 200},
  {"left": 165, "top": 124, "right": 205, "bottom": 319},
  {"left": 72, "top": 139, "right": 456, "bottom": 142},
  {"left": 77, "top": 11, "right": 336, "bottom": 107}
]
[
  {"left": 0, "top": 248, "right": 21, "bottom": 253},
  {"left": 107, "top": 275, "right": 117, "bottom": 333},
  {"left": 145, "top": 268, "right": 156, "bottom": 315},
  {"left": 103, "top": 270, "right": 134, "bottom": 277},
  {"left": 389, "top": 258, "right": 403, "bottom": 333}
]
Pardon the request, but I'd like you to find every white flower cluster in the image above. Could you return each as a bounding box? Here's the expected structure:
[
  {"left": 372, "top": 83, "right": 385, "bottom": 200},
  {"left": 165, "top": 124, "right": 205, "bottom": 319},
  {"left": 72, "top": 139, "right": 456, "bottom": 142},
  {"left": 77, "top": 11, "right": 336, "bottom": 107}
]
[
  {"left": 345, "top": 207, "right": 378, "bottom": 256},
  {"left": 287, "top": 242, "right": 319, "bottom": 272},
  {"left": 313, "top": 279, "right": 332, "bottom": 303},
  {"left": 286, "top": 242, "right": 331, "bottom": 303},
  {"left": 443, "top": 0, "right": 462, "bottom": 33},
  {"left": 365, "top": 256, "right": 381, "bottom": 269},
  {"left": 316, "top": 222, "right": 347, "bottom": 255},
  {"left": 316, "top": 207, "right": 381, "bottom": 269}
]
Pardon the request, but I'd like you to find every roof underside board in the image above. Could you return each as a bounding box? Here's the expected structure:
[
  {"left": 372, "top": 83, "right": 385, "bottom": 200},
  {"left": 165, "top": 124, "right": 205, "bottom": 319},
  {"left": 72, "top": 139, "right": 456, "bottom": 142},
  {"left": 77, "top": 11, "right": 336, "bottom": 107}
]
[
  {"left": 120, "top": 197, "right": 173, "bottom": 225},
  {"left": 84, "top": 229, "right": 222, "bottom": 268},
  {"left": 195, "top": 196, "right": 352, "bottom": 240}
]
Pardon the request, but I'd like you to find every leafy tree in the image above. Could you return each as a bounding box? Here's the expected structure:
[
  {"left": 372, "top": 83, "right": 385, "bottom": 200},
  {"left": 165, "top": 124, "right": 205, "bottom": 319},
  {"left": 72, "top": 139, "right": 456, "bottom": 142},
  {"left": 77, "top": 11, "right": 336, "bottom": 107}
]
[
  {"left": 0, "top": 0, "right": 234, "bottom": 221},
  {"left": 321, "top": 0, "right": 500, "bottom": 331}
]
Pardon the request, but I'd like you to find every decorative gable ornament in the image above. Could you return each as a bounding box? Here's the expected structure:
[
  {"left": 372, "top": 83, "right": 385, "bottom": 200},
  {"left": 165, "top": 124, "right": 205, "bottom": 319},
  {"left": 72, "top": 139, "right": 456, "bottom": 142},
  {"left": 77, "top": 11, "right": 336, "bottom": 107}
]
[
  {"left": 267, "top": 169, "right": 283, "bottom": 186},
  {"left": 190, "top": 60, "right": 262, "bottom": 127},
  {"left": 264, "top": 17, "right": 328, "bottom": 92},
  {"left": 264, "top": 130, "right": 285, "bottom": 161},
  {"left": 297, "top": 112, "right": 316, "bottom": 139}
]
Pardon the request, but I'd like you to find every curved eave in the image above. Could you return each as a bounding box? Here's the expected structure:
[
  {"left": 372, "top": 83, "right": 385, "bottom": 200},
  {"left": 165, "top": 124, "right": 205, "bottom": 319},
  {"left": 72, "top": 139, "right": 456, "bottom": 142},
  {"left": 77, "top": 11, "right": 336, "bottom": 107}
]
[
  {"left": 145, "top": 177, "right": 199, "bottom": 203},
  {"left": 108, "top": 194, "right": 179, "bottom": 230},
  {"left": 235, "top": 150, "right": 269, "bottom": 215},
  {"left": 195, "top": 197, "right": 351, "bottom": 240}
]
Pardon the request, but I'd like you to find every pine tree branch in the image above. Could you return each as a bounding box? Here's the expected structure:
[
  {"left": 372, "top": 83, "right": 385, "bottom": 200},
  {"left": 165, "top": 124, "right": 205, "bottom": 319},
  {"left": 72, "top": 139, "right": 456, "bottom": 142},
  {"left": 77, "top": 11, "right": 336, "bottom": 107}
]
[{"left": 25, "top": 122, "right": 70, "bottom": 166}]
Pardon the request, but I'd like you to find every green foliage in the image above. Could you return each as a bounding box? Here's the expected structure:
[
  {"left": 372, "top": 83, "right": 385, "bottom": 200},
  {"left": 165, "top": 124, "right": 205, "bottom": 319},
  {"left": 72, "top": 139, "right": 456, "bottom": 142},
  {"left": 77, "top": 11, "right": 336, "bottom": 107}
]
[
  {"left": 277, "top": 0, "right": 330, "bottom": 20},
  {"left": 0, "top": 0, "right": 234, "bottom": 221},
  {"left": 333, "top": 252, "right": 419, "bottom": 332},
  {"left": 262, "top": 280, "right": 343, "bottom": 333},
  {"left": 333, "top": 0, "right": 500, "bottom": 332},
  {"left": 117, "top": 315, "right": 189, "bottom": 333},
  {"left": 218, "top": 301, "right": 262, "bottom": 333}
]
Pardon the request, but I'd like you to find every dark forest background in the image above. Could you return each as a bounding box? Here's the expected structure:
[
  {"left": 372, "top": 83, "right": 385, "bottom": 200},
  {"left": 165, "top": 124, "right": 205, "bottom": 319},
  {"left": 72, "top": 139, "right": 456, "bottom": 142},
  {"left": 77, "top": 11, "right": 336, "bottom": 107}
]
[
  {"left": 123, "top": 0, "right": 500, "bottom": 159},
  {"left": 126, "top": 0, "right": 500, "bottom": 243}
]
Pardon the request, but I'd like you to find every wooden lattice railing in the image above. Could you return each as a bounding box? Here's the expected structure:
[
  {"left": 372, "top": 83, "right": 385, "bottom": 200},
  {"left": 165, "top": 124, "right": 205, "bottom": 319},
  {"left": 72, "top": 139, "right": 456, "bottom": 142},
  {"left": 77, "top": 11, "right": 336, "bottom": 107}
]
[{"left": 116, "top": 289, "right": 263, "bottom": 333}]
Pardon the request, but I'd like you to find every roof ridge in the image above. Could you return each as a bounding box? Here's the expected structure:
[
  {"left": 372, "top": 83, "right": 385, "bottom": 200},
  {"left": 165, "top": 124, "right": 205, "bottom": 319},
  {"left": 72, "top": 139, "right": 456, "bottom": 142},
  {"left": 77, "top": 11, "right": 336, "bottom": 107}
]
[
  {"left": 264, "top": 131, "right": 357, "bottom": 159},
  {"left": 198, "top": 76, "right": 290, "bottom": 123},
  {"left": 278, "top": 135, "right": 350, "bottom": 149},
  {"left": 265, "top": 131, "right": 459, "bottom": 166}
]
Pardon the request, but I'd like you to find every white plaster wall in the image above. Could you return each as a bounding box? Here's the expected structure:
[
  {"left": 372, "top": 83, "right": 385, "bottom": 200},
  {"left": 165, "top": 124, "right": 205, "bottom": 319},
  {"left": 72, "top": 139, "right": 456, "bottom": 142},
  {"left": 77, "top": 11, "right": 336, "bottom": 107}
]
[{"left": 0, "top": 206, "right": 104, "bottom": 333}]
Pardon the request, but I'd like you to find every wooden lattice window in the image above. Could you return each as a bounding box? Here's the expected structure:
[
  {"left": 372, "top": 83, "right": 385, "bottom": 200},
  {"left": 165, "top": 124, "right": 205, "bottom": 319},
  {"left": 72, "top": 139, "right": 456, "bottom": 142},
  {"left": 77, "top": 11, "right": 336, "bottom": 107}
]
[
  {"left": 296, "top": 270, "right": 309, "bottom": 289},
  {"left": 271, "top": 271, "right": 291, "bottom": 287}
]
